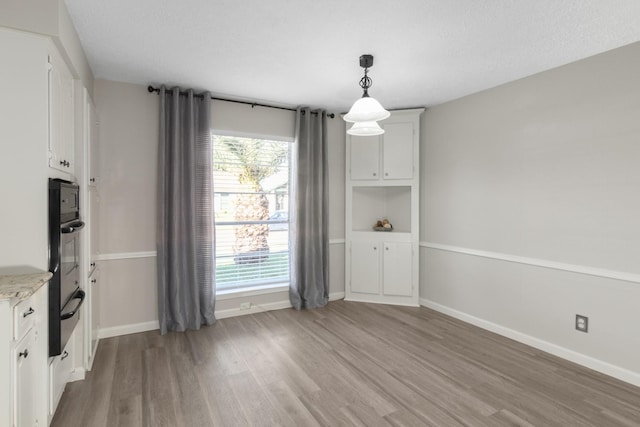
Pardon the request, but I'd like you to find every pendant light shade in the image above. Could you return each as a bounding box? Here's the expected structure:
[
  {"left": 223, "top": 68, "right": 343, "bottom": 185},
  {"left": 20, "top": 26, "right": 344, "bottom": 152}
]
[
  {"left": 343, "top": 54, "right": 389, "bottom": 133},
  {"left": 344, "top": 97, "right": 390, "bottom": 123},
  {"left": 347, "top": 120, "right": 384, "bottom": 136}
]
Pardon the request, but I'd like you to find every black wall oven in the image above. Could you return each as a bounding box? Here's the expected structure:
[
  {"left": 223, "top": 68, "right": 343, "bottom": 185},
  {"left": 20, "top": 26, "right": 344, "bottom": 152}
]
[{"left": 49, "top": 179, "right": 86, "bottom": 356}]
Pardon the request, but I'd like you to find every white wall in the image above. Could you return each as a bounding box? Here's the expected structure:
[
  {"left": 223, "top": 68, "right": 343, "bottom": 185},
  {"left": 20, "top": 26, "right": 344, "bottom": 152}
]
[
  {"left": 0, "top": 0, "right": 94, "bottom": 94},
  {"left": 94, "top": 79, "right": 345, "bottom": 334},
  {"left": 420, "top": 41, "right": 640, "bottom": 385},
  {"left": 0, "top": 29, "right": 49, "bottom": 272}
]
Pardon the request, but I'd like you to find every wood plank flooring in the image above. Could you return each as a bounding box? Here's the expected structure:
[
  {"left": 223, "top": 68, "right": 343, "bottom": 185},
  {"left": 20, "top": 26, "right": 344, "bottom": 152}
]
[{"left": 50, "top": 301, "right": 640, "bottom": 426}]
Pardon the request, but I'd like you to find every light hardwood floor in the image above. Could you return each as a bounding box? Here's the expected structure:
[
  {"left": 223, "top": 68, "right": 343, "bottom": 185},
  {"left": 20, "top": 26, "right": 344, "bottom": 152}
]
[{"left": 51, "top": 300, "right": 640, "bottom": 426}]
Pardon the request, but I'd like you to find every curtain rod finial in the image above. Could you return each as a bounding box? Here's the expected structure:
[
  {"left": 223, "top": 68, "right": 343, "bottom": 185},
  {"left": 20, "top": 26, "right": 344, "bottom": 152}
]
[{"left": 148, "top": 85, "right": 157, "bottom": 93}]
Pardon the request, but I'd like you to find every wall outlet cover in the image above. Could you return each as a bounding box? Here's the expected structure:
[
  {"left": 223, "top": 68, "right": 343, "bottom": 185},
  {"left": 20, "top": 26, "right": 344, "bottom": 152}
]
[{"left": 575, "top": 314, "right": 588, "bottom": 333}]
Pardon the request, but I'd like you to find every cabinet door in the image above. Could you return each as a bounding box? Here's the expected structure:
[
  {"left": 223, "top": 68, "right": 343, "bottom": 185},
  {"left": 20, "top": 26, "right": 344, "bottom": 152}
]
[
  {"left": 350, "top": 240, "right": 380, "bottom": 294},
  {"left": 350, "top": 135, "right": 380, "bottom": 180},
  {"left": 14, "top": 330, "right": 36, "bottom": 427},
  {"left": 87, "top": 97, "right": 99, "bottom": 186},
  {"left": 382, "top": 242, "right": 413, "bottom": 296},
  {"left": 50, "top": 335, "right": 73, "bottom": 417},
  {"left": 382, "top": 122, "right": 414, "bottom": 179},
  {"left": 49, "top": 52, "right": 74, "bottom": 174},
  {"left": 90, "top": 268, "right": 100, "bottom": 360}
]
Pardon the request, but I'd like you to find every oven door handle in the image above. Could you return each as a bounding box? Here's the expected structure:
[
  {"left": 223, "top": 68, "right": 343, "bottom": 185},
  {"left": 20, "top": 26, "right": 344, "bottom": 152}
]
[
  {"left": 60, "top": 289, "right": 86, "bottom": 320},
  {"left": 61, "top": 220, "right": 85, "bottom": 234}
]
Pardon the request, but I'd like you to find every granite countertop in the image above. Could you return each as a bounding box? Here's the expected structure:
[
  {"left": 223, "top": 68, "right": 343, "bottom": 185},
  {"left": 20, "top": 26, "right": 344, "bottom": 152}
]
[{"left": 0, "top": 272, "right": 52, "bottom": 301}]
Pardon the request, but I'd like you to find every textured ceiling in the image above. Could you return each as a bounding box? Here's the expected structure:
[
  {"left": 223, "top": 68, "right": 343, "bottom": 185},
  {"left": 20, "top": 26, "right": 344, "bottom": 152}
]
[{"left": 64, "top": 0, "right": 640, "bottom": 112}]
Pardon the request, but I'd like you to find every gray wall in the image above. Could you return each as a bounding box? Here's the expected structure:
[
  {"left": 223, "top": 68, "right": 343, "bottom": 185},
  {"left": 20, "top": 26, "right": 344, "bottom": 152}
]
[
  {"left": 94, "top": 79, "right": 345, "bottom": 332},
  {"left": 420, "top": 42, "right": 640, "bottom": 382}
]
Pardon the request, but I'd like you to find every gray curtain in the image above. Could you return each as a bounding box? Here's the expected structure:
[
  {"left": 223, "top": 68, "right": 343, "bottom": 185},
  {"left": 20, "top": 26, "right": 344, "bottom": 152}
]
[
  {"left": 289, "top": 107, "right": 329, "bottom": 309},
  {"left": 157, "top": 86, "right": 216, "bottom": 334}
]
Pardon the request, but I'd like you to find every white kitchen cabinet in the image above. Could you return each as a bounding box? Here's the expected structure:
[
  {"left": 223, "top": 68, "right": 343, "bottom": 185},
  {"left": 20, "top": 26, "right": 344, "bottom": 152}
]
[
  {"left": 49, "top": 332, "right": 74, "bottom": 418},
  {"left": 48, "top": 48, "right": 75, "bottom": 175},
  {"left": 87, "top": 96, "right": 99, "bottom": 187},
  {"left": 14, "top": 329, "right": 36, "bottom": 427},
  {"left": 88, "top": 266, "right": 100, "bottom": 367},
  {"left": 345, "top": 109, "right": 423, "bottom": 307},
  {"left": 0, "top": 279, "right": 49, "bottom": 427}
]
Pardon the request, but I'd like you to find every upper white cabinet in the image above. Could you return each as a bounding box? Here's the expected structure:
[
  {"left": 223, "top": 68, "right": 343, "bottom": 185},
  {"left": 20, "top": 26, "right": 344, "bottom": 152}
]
[
  {"left": 348, "top": 114, "right": 418, "bottom": 182},
  {"left": 381, "top": 122, "right": 415, "bottom": 180},
  {"left": 48, "top": 48, "right": 75, "bottom": 175},
  {"left": 350, "top": 135, "right": 380, "bottom": 180},
  {"left": 345, "top": 109, "right": 424, "bottom": 307}
]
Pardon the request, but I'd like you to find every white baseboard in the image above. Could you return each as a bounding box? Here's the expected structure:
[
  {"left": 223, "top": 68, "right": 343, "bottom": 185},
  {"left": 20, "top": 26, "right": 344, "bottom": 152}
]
[
  {"left": 68, "top": 368, "right": 85, "bottom": 383},
  {"left": 329, "top": 291, "right": 345, "bottom": 301},
  {"left": 98, "top": 320, "right": 159, "bottom": 339},
  {"left": 420, "top": 298, "right": 640, "bottom": 388},
  {"left": 215, "top": 299, "right": 293, "bottom": 319},
  {"left": 97, "top": 290, "right": 346, "bottom": 338}
]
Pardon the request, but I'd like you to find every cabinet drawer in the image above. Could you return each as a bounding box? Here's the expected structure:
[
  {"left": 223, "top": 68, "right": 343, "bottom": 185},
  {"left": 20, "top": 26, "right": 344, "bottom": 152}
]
[
  {"left": 49, "top": 340, "right": 73, "bottom": 415},
  {"left": 13, "top": 297, "right": 37, "bottom": 341}
]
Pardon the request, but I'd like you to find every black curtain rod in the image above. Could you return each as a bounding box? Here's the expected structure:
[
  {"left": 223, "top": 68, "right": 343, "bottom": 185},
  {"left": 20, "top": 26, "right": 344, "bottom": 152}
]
[{"left": 147, "top": 86, "right": 335, "bottom": 118}]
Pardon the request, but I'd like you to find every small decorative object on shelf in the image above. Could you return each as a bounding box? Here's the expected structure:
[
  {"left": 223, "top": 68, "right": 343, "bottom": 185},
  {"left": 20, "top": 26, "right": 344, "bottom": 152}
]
[{"left": 373, "top": 218, "right": 393, "bottom": 231}]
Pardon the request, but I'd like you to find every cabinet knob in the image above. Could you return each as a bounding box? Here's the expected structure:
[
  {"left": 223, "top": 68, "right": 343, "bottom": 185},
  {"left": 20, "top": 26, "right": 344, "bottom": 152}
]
[
  {"left": 373, "top": 172, "right": 377, "bottom": 177},
  {"left": 385, "top": 172, "right": 389, "bottom": 176},
  {"left": 91, "top": 279, "right": 97, "bottom": 284},
  {"left": 385, "top": 247, "right": 389, "bottom": 251},
  {"left": 23, "top": 307, "right": 35, "bottom": 318},
  {"left": 373, "top": 246, "right": 377, "bottom": 250},
  {"left": 59, "top": 160, "right": 65, "bottom": 166},
  {"left": 91, "top": 262, "right": 96, "bottom": 267},
  {"left": 61, "top": 350, "right": 69, "bottom": 360},
  {"left": 19, "top": 349, "right": 29, "bottom": 359}
]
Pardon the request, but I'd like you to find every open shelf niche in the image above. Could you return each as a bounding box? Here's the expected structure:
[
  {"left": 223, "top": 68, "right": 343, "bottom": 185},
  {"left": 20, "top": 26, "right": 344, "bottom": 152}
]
[{"left": 351, "top": 186, "right": 411, "bottom": 233}]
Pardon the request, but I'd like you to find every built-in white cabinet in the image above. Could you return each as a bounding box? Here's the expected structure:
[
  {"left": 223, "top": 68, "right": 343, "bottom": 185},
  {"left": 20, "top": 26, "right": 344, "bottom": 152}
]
[
  {"left": 87, "top": 96, "right": 99, "bottom": 187},
  {"left": 349, "top": 118, "right": 417, "bottom": 182},
  {"left": 14, "top": 328, "right": 36, "bottom": 427},
  {"left": 0, "top": 282, "right": 49, "bottom": 427},
  {"left": 48, "top": 49, "right": 75, "bottom": 175},
  {"left": 49, "top": 332, "right": 75, "bottom": 419},
  {"left": 345, "top": 109, "right": 423, "bottom": 306},
  {"left": 83, "top": 88, "right": 101, "bottom": 368},
  {"left": 89, "top": 267, "right": 101, "bottom": 362}
]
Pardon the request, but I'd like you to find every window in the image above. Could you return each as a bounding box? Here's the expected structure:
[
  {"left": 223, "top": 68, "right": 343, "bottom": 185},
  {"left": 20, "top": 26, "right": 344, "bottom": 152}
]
[{"left": 213, "top": 134, "right": 290, "bottom": 292}]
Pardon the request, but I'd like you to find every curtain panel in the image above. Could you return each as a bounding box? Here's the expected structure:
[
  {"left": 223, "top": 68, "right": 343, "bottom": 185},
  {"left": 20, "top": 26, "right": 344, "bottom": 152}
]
[
  {"left": 157, "top": 86, "right": 216, "bottom": 334},
  {"left": 289, "top": 107, "right": 330, "bottom": 309}
]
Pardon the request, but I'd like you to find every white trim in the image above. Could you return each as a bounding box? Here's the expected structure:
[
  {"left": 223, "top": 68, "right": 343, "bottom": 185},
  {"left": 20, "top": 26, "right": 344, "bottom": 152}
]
[
  {"left": 98, "top": 320, "right": 159, "bottom": 339},
  {"left": 68, "top": 368, "right": 86, "bottom": 383},
  {"left": 420, "top": 298, "right": 640, "bottom": 387},
  {"left": 329, "top": 291, "right": 345, "bottom": 301},
  {"left": 420, "top": 242, "right": 640, "bottom": 284},
  {"left": 95, "top": 251, "right": 157, "bottom": 261},
  {"left": 215, "top": 299, "right": 292, "bottom": 319},
  {"left": 98, "top": 291, "right": 346, "bottom": 338},
  {"left": 95, "top": 241, "right": 345, "bottom": 262}
]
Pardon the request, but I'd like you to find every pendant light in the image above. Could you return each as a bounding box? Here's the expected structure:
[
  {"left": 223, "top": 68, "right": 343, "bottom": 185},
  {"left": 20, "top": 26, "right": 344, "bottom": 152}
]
[
  {"left": 344, "top": 54, "right": 390, "bottom": 125},
  {"left": 347, "top": 120, "right": 384, "bottom": 136}
]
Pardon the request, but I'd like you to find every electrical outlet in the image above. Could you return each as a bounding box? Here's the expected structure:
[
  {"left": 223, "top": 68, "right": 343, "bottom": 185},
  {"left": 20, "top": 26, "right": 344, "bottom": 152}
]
[
  {"left": 575, "top": 314, "right": 588, "bottom": 333},
  {"left": 240, "top": 302, "right": 251, "bottom": 310}
]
